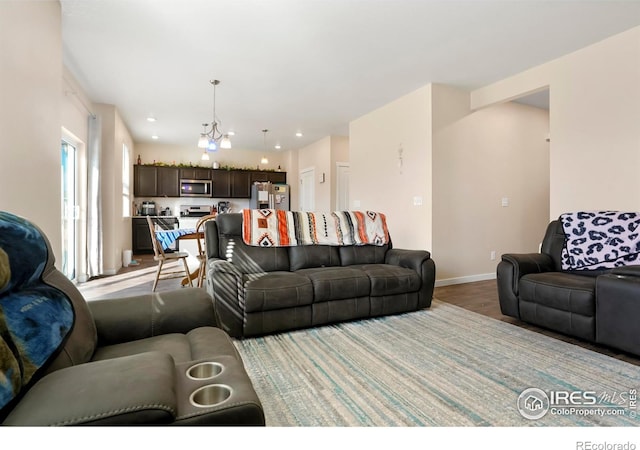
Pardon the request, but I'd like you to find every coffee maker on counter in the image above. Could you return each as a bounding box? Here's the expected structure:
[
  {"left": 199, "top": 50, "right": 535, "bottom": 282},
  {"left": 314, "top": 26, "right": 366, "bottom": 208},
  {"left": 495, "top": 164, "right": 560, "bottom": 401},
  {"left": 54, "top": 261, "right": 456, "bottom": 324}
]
[
  {"left": 217, "top": 201, "right": 231, "bottom": 213},
  {"left": 141, "top": 201, "right": 157, "bottom": 216}
]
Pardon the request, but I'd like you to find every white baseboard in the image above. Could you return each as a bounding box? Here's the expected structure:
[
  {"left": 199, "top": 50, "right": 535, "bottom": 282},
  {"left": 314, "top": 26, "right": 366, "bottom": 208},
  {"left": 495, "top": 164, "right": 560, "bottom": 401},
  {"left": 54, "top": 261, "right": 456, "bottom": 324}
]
[{"left": 435, "top": 272, "right": 496, "bottom": 287}]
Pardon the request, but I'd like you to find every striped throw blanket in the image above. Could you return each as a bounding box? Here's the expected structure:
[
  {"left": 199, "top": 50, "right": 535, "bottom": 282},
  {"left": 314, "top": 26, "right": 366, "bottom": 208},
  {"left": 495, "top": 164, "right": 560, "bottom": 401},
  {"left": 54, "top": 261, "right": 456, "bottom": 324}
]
[{"left": 242, "top": 209, "right": 390, "bottom": 247}]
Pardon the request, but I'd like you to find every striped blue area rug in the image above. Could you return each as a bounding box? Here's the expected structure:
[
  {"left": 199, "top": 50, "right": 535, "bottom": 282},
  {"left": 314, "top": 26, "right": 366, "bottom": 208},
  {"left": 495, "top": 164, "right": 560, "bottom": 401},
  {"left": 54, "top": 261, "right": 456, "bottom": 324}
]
[{"left": 234, "top": 300, "right": 640, "bottom": 426}]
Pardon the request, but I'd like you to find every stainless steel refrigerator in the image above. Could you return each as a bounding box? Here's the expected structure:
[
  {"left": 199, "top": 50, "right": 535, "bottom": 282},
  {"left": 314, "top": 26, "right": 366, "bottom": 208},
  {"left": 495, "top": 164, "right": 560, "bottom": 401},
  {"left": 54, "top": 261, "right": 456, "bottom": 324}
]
[{"left": 250, "top": 182, "right": 290, "bottom": 210}]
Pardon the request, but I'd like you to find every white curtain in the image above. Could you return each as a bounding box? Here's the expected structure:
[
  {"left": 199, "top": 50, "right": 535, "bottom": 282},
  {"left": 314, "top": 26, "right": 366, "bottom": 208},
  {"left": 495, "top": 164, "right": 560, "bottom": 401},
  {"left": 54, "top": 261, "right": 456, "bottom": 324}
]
[{"left": 86, "top": 114, "right": 103, "bottom": 278}]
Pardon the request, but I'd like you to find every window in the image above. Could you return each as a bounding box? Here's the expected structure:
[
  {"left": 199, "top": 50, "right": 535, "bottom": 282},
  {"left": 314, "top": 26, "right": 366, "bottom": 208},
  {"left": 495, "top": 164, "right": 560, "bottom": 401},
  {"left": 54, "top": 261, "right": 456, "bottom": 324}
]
[
  {"left": 61, "top": 141, "right": 77, "bottom": 280},
  {"left": 122, "top": 143, "right": 131, "bottom": 217}
]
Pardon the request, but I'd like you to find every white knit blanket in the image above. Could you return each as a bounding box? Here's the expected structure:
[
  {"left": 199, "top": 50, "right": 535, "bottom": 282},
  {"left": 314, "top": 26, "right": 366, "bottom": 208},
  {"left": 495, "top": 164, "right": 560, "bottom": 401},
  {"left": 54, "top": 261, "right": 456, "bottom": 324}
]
[{"left": 241, "top": 209, "right": 390, "bottom": 247}]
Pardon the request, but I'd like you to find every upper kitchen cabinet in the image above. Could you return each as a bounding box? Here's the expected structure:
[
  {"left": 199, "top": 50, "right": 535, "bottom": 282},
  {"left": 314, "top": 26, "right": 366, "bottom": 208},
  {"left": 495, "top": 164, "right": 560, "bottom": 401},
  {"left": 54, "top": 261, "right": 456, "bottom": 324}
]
[
  {"left": 231, "top": 171, "right": 251, "bottom": 198},
  {"left": 211, "top": 169, "right": 231, "bottom": 198},
  {"left": 134, "top": 165, "right": 180, "bottom": 197},
  {"left": 180, "top": 167, "right": 211, "bottom": 180},
  {"left": 134, "top": 165, "right": 157, "bottom": 197},
  {"left": 134, "top": 164, "right": 286, "bottom": 199},
  {"left": 157, "top": 166, "right": 180, "bottom": 197},
  {"left": 250, "top": 171, "right": 287, "bottom": 184}
]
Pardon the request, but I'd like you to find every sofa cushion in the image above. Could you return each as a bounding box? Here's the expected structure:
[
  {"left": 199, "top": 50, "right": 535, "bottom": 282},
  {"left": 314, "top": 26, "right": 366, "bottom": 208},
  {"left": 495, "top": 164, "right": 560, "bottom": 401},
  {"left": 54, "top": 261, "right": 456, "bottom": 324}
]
[
  {"left": 288, "top": 245, "right": 341, "bottom": 271},
  {"left": 350, "top": 264, "right": 422, "bottom": 296},
  {"left": 519, "top": 272, "right": 596, "bottom": 316},
  {"left": 296, "top": 267, "right": 370, "bottom": 302},
  {"left": 243, "top": 272, "right": 313, "bottom": 312},
  {"left": 339, "top": 245, "right": 388, "bottom": 266}
]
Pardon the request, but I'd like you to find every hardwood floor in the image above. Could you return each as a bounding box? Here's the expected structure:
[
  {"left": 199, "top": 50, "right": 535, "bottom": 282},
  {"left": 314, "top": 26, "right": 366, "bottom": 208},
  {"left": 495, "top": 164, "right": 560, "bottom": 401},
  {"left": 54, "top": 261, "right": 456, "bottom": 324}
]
[
  {"left": 79, "top": 261, "right": 640, "bottom": 366},
  {"left": 435, "top": 280, "right": 640, "bottom": 366}
]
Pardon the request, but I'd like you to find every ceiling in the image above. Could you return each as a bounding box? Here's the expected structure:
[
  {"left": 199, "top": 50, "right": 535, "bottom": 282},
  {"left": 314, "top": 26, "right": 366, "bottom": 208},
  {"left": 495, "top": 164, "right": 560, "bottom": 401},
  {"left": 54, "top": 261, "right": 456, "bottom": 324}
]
[{"left": 60, "top": 0, "right": 640, "bottom": 152}]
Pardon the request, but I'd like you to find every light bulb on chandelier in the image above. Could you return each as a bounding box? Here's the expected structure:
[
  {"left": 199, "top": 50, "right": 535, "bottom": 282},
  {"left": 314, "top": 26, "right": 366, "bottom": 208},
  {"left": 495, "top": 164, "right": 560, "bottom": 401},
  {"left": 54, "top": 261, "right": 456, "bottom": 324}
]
[
  {"left": 198, "top": 79, "right": 232, "bottom": 156},
  {"left": 261, "top": 129, "right": 269, "bottom": 165}
]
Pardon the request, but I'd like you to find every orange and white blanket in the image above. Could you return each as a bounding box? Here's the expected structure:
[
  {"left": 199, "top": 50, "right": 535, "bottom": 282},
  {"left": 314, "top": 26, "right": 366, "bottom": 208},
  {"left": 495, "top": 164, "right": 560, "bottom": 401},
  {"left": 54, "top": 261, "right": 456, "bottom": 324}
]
[{"left": 242, "top": 209, "right": 390, "bottom": 247}]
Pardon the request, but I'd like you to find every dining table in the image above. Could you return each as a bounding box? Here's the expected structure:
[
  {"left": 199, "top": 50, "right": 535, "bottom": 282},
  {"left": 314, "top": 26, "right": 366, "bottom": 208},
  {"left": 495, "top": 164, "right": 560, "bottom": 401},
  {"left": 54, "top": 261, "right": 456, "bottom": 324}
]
[{"left": 155, "top": 228, "right": 205, "bottom": 285}]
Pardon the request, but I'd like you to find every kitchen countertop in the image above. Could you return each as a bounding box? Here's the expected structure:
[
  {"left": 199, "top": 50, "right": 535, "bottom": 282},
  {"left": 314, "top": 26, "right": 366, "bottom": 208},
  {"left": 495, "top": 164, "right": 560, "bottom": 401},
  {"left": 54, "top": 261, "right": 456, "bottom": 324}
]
[{"left": 132, "top": 215, "right": 179, "bottom": 219}]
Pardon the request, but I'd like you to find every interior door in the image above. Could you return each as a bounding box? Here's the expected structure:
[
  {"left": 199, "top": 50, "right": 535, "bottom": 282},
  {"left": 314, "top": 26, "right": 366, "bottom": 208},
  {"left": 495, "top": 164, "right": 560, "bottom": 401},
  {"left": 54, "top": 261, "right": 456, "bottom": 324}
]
[{"left": 299, "top": 168, "right": 315, "bottom": 211}]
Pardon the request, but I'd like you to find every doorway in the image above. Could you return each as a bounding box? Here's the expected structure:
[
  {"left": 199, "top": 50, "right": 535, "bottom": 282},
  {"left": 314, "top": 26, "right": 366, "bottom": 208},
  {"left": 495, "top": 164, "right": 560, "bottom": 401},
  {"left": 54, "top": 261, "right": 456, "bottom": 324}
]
[
  {"left": 336, "top": 162, "right": 350, "bottom": 211},
  {"left": 299, "top": 168, "right": 315, "bottom": 211}
]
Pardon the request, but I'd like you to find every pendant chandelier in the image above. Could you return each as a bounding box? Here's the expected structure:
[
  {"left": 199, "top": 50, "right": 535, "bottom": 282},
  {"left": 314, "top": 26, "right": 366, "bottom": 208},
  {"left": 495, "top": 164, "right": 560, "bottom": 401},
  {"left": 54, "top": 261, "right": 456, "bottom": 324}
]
[
  {"left": 198, "top": 79, "right": 232, "bottom": 153},
  {"left": 261, "top": 129, "right": 269, "bottom": 165}
]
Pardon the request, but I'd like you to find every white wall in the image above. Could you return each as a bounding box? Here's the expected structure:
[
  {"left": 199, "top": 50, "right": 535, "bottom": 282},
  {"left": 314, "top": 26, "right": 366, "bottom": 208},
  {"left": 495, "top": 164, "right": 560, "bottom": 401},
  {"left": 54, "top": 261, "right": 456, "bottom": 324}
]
[
  {"left": 432, "top": 85, "right": 550, "bottom": 283},
  {"left": 94, "top": 104, "right": 135, "bottom": 274},
  {"left": 0, "top": 1, "right": 63, "bottom": 259},
  {"left": 350, "top": 85, "right": 432, "bottom": 251},
  {"left": 472, "top": 26, "right": 640, "bottom": 218}
]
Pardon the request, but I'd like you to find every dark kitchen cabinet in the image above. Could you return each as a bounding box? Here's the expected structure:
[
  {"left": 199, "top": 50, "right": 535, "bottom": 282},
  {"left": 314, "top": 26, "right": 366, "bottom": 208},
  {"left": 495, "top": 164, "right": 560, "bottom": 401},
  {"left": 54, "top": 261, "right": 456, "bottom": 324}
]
[
  {"left": 134, "top": 165, "right": 179, "bottom": 197},
  {"left": 157, "top": 166, "right": 180, "bottom": 197},
  {"left": 132, "top": 216, "right": 179, "bottom": 254},
  {"left": 180, "top": 167, "right": 211, "bottom": 180},
  {"left": 250, "top": 171, "right": 286, "bottom": 184},
  {"left": 230, "top": 170, "right": 251, "bottom": 198},
  {"left": 132, "top": 218, "right": 153, "bottom": 254},
  {"left": 134, "top": 164, "right": 286, "bottom": 199},
  {"left": 134, "top": 165, "right": 157, "bottom": 197},
  {"left": 211, "top": 169, "right": 231, "bottom": 198}
]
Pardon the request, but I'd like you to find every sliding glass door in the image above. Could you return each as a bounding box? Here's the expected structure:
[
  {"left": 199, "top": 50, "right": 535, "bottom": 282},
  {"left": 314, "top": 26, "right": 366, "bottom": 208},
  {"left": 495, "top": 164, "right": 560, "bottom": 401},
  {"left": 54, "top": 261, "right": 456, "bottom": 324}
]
[{"left": 61, "top": 141, "right": 78, "bottom": 280}]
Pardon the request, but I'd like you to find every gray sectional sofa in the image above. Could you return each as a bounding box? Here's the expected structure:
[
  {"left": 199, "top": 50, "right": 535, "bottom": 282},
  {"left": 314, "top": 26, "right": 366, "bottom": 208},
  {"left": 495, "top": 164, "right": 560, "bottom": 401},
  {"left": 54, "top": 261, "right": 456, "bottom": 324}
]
[{"left": 204, "top": 213, "right": 436, "bottom": 338}]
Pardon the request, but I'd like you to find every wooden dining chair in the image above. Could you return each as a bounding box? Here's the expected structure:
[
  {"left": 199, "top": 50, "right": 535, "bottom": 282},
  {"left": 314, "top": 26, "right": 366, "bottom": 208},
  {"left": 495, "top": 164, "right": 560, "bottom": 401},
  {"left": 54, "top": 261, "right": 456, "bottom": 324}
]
[
  {"left": 195, "top": 213, "right": 217, "bottom": 288},
  {"left": 146, "top": 216, "right": 193, "bottom": 292}
]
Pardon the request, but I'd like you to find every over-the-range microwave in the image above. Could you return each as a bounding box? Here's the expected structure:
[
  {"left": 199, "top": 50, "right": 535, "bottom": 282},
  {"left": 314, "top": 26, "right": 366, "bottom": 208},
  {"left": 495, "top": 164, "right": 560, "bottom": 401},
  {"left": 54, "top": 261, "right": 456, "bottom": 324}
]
[{"left": 180, "top": 179, "right": 212, "bottom": 197}]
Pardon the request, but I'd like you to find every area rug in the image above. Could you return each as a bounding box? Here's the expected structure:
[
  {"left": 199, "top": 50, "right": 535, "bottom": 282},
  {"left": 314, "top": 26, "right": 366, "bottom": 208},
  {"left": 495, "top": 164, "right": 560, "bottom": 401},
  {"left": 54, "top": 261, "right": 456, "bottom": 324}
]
[{"left": 234, "top": 300, "right": 640, "bottom": 426}]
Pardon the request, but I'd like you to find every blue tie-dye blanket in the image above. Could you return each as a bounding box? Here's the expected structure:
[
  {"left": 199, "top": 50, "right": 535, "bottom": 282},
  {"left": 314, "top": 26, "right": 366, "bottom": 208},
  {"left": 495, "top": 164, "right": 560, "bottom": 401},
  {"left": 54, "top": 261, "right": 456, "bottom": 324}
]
[
  {"left": 560, "top": 211, "right": 640, "bottom": 270},
  {"left": 0, "top": 212, "right": 74, "bottom": 414}
]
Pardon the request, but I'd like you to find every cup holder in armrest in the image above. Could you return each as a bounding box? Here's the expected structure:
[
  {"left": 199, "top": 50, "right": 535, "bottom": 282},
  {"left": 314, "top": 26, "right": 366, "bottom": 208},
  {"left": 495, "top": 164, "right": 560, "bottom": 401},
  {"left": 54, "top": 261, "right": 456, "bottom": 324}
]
[
  {"left": 189, "top": 384, "right": 233, "bottom": 408},
  {"left": 186, "top": 362, "right": 223, "bottom": 380}
]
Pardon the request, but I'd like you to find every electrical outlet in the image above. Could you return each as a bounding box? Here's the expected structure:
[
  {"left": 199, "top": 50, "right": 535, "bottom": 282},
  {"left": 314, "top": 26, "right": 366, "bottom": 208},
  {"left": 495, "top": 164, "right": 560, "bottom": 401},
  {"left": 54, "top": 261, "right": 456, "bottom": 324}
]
[{"left": 490, "top": 250, "right": 496, "bottom": 260}]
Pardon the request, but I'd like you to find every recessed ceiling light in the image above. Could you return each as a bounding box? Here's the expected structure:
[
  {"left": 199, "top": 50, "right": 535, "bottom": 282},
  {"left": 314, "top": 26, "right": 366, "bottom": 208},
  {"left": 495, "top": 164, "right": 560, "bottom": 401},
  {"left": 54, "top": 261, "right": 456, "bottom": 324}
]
[
  {"left": 147, "top": 116, "right": 157, "bottom": 122},
  {"left": 295, "top": 132, "right": 303, "bottom": 137},
  {"left": 227, "top": 131, "right": 235, "bottom": 136},
  {"left": 274, "top": 144, "right": 281, "bottom": 150},
  {"left": 151, "top": 135, "right": 159, "bottom": 140}
]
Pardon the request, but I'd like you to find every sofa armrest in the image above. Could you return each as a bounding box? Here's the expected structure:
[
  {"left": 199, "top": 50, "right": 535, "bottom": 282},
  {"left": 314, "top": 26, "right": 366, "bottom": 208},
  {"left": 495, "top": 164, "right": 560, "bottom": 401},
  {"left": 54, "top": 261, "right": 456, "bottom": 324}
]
[
  {"left": 501, "top": 253, "right": 554, "bottom": 278},
  {"left": 3, "top": 352, "right": 176, "bottom": 425},
  {"left": 497, "top": 253, "right": 554, "bottom": 319},
  {"left": 610, "top": 265, "right": 640, "bottom": 277},
  {"left": 385, "top": 248, "right": 431, "bottom": 272},
  {"left": 88, "top": 287, "right": 216, "bottom": 346},
  {"left": 385, "top": 248, "right": 436, "bottom": 309},
  {"left": 206, "top": 259, "right": 245, "bottom": 338}
]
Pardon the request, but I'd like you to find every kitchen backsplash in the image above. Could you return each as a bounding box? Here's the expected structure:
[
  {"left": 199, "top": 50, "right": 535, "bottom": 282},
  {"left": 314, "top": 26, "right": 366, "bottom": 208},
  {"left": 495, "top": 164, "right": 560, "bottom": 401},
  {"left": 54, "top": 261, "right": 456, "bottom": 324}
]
[{"left": 133, "top": 196, "right": 249, "bottom": 216}]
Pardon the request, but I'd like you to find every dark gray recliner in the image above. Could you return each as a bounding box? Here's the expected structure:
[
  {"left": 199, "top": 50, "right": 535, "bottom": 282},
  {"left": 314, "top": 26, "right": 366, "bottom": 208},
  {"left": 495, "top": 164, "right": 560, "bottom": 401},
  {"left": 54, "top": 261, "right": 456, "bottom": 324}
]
[
  {"left": 0, "top": 211, "right": 264, "bottom": 426},
  {"left": 497, "top": 219, "right": 640, "bottom": 356}
]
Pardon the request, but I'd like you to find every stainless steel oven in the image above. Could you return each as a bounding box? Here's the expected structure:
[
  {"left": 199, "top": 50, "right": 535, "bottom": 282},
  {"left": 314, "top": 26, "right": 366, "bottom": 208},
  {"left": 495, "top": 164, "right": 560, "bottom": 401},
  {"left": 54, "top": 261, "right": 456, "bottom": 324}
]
[{"left": 180, "top": 179, "right": 212, "bottom": 197}]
